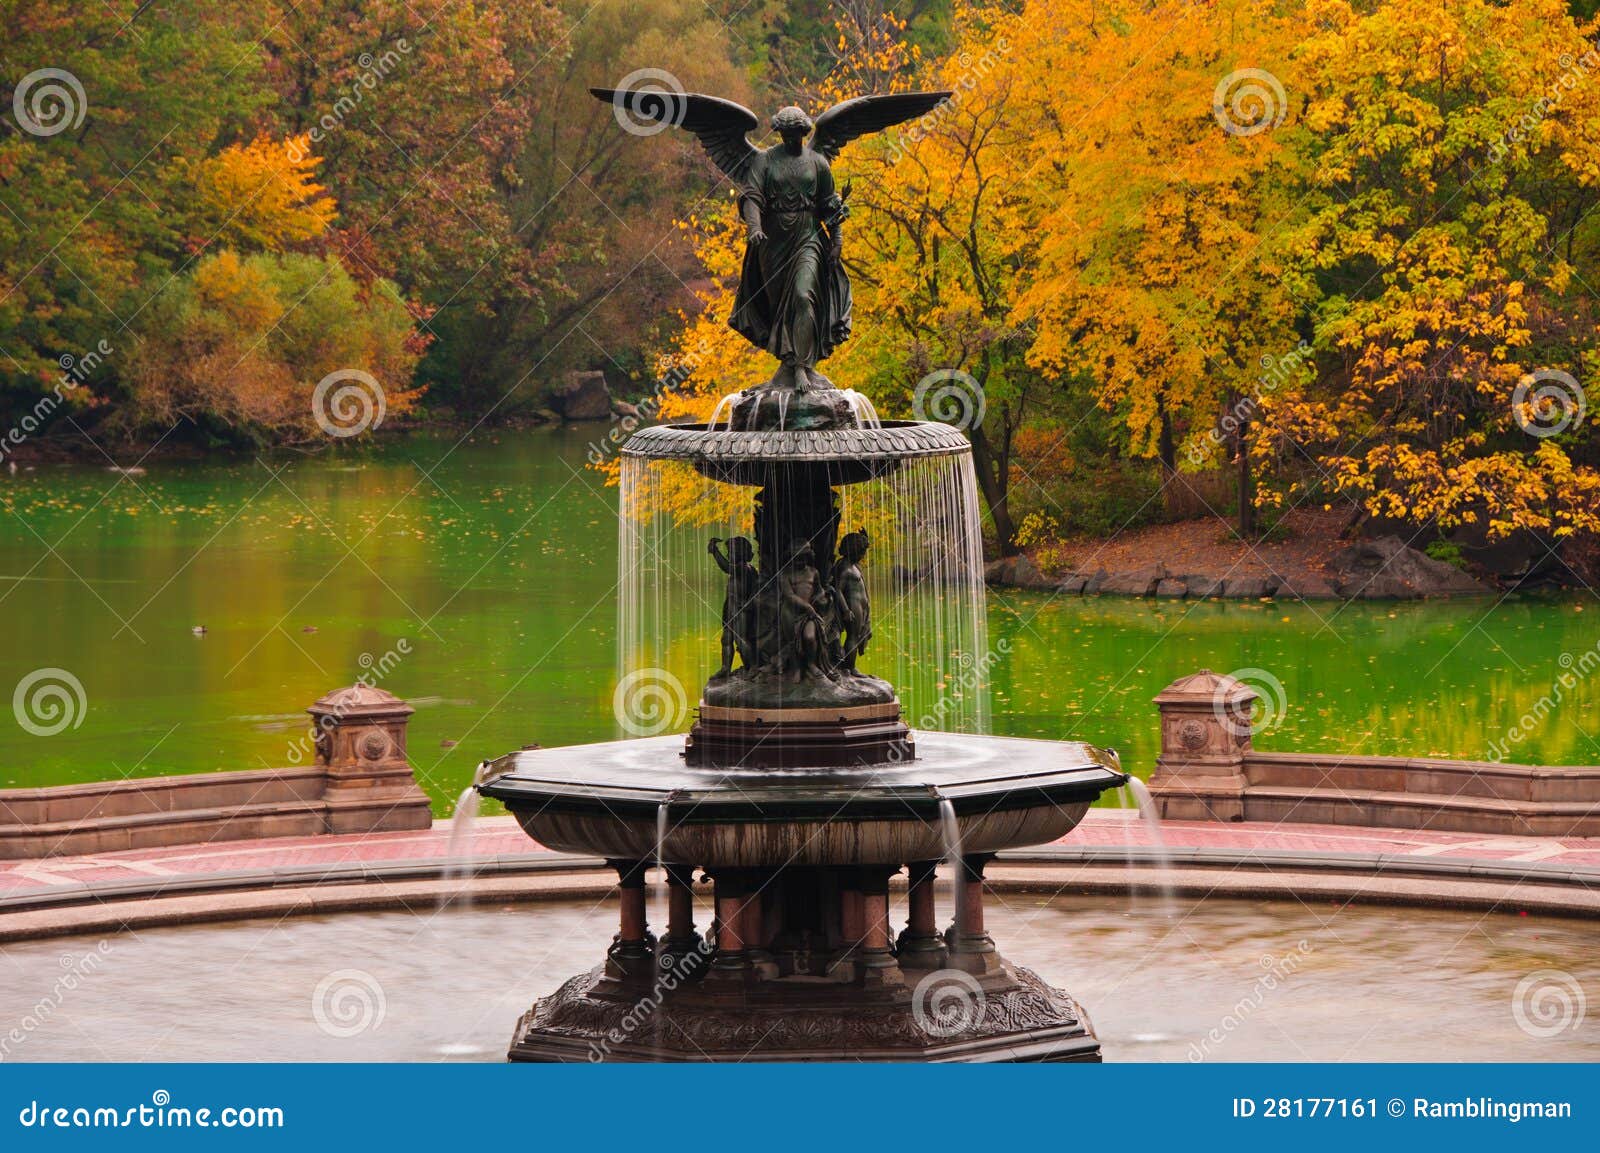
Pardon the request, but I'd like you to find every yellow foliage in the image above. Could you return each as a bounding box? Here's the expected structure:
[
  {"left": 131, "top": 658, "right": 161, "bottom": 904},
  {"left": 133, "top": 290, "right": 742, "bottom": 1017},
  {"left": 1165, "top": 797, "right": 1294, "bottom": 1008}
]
[
  {"left": 193, "top": 135, "right": 338, "bottom": 251},
  {"left": 644, "top": 0, "right": 1600, "bottom": 543},
  {"left": 191, "top": 250, "right": 285, "bottom": 332}
]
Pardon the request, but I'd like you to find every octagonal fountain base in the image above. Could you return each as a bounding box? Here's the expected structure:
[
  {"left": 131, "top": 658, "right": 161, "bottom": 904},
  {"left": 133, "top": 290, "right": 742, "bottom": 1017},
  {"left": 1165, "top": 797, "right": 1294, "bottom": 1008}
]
[
  {"left": 509, "top": 959, "right": 1099, "bottom": 1063},
  {"left": 478, "top": 731, "right": 1125, "bottom": 1063}
]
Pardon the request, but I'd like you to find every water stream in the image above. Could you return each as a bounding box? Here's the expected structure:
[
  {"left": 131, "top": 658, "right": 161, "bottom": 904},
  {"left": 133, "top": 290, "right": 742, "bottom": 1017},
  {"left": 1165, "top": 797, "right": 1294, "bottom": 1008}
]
[
  {"left": 938, "top": 797, "right": 965, "bottom": 939},
  {"left": 1123, "top": 775, "right": 1177, "bottom": 913},
  {"left": 708, "top": 392, "right": 740, "bottom": 430},
  {"left": 617, "top": 441, "right": 990, "bottom": 735},
  {"left": 438, "top": 785, "right": 480, "bottom": 911}
]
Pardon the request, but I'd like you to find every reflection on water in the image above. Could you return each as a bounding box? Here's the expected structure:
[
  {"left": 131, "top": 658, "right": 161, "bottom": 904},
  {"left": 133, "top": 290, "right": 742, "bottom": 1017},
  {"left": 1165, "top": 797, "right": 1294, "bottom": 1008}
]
[
  {"left": 3, "top": 895, "right": 1595, "bottom": 1062},
  {"left": 2, "top": 429, "right": 1599, "bottom": 809}
]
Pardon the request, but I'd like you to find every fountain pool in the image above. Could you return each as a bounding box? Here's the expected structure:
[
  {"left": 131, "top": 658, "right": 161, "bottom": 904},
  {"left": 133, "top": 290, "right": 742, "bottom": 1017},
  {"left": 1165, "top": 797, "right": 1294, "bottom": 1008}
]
[{"left": 6, "top": 895, "right": 1595, "bottom": 1062}]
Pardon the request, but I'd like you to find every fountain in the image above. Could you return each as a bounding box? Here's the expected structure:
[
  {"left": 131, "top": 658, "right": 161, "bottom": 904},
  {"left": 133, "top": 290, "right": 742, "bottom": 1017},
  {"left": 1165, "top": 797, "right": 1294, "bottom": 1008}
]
[{"left": 473, "top": 80, "right": 1128, "bottom": 1061}]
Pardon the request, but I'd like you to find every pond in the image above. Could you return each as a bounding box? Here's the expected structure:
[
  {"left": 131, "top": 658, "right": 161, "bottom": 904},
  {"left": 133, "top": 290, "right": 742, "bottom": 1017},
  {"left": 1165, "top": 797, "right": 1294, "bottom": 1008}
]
[{"left": 2, "top": 427, "right": 1596, "bottom": 811}]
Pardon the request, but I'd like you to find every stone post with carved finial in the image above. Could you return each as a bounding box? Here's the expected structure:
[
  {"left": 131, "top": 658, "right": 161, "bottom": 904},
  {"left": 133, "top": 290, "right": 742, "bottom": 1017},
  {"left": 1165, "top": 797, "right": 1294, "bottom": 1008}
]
[
  {"left": 1147, "top": 669, "right": 1257, "bottom": 822},
  {"left": 307, "top": 684, "right": 433, "bottom": 834}
]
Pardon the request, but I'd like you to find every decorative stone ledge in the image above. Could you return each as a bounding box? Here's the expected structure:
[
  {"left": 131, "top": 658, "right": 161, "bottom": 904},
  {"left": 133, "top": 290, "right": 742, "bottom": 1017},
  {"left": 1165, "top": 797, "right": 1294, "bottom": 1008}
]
[
  {"left": 0, "top": 685, "right": 432, "bottom": 859},
  {"left": 1147, "top": 670, "right": 1600, "bottom": 835}
]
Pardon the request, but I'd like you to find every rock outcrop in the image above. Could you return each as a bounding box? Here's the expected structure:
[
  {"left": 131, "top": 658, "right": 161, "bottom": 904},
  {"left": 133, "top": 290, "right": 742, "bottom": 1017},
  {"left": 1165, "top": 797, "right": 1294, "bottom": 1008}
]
[
  {"left": 982, "top": 534, "right": 1489, "bottom": 600},
  {"left": 1326, "top": 536, "right": 1490, "bottom": 599},
  {"left": 982, "top": 554, "right": 1055, "bottom": 589},
  {"left": 550, "top": 370, "right": 614, "bottom": 422}
]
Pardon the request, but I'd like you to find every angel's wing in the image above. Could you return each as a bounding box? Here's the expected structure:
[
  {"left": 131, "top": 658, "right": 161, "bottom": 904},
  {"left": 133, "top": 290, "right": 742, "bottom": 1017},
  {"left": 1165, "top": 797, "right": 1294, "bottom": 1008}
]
[
  {"left": 809, "top": 92, "right": 953, "bottom": 162},
  {"left": 590, "top": 87, "right": 760, "bottom": 183}
]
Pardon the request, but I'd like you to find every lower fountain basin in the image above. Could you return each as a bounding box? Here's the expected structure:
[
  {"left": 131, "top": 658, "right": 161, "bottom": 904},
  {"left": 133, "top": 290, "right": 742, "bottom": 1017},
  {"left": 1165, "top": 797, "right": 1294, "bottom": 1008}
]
[
  {"left": 477, "top": 731, "right": 1125, "bottom": 866},
  {"left": 11, "top": 897, "right": 1598, "bottom": 1061}
]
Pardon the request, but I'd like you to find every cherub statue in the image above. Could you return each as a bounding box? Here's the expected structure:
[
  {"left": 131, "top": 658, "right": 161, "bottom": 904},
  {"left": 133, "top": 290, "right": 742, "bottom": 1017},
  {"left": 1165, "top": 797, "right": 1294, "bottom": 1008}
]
[
  {"left": 833, "top": 529, "right": 872, "bottom": 673},
  {"left": 708, "top": 536, "right": 759, "bottom": 678},
  {"left": 774, "top": 539, "right": 831, "bottom": 681},
  {"left": 591, "top": 86, "right": 950, "bottom": 390},
  {"left": 810, "top": 581, "right": 845, "bottom": 677}
]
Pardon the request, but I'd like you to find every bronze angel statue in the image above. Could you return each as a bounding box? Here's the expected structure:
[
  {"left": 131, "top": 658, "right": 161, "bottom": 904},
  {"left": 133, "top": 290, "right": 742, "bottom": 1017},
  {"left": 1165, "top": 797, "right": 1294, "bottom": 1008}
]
[{"left": 592, "top": 86, "right": 950, "bottom": 390}]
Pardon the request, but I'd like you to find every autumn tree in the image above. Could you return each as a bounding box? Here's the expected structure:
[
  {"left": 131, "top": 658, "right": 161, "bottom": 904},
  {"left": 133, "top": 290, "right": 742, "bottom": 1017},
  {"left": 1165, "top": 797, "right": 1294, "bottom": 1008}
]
[
  {"left": 0, "top": 2, "right": 272, "bottom": 414},
  {"left": 425, "top": 0, "right": 753, "bottom": 415},
  {"left": 189, "top": 135, "right": 337, "bottom": 252},
  {"left": 1266, "top": 0, "right": 1600, "bottom": 543},
  {"left": 1009, "top": 0, "right": 1308, "bottom": 537}
]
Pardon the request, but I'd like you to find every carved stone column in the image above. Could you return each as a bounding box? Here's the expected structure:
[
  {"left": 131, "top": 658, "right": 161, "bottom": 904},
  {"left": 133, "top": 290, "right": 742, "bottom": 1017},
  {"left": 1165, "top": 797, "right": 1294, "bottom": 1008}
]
[
  {"left": 660, "top": 865, "right": 704, "bottom": 967},
  {"left": 945, "top": 854, "right": 998, "bottom": 974},
  {"left": 857, "top": 867, "right": 899, "bottom": 982},
  {"left": 1147, "top": 669, "right": 1257, "bottom": 821},
  {"left": 707, "top": 870, "right": 754, "bottom": 981},
  {"left": 605, "top": 859, "right": 657, "bottom": 981},
  {"left": 895, "top": 860, "right": 945, "bottom": 968}
]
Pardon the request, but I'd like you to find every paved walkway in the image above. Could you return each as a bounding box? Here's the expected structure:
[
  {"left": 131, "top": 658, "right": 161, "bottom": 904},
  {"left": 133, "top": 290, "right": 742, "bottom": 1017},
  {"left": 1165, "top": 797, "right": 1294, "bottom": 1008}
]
[{"left": 5, "top": 811, "right": 1600, "bottom": 902}]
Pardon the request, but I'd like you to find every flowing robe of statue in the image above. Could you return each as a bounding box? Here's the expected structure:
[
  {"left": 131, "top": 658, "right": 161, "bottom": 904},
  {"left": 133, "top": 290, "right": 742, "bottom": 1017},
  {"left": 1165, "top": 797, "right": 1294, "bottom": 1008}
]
[{"left": 730, "top": 149, "right": 852, "bottom": 369}]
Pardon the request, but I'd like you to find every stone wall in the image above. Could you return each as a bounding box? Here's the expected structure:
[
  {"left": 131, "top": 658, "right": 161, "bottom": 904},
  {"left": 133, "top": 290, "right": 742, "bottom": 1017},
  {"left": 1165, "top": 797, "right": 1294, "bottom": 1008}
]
[
  {"left": 1147, "top": 670, "right": 1600, "bottom": 835},
  {"left": 0, "top": 685, "right": 432, "bottom": 859}
]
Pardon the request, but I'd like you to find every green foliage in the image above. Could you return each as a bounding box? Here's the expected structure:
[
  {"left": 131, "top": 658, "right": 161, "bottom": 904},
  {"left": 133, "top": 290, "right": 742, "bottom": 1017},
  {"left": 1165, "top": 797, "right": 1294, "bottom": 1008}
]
[
  {"left": 1425, "top": 539, "right": 1469, "bottom": 570},
  {"left": 0, "top": 1, "right": 272, "bottom": 412},
  {"left": 1013, "top": 466, "right": 1167, "bottom": 540},
  {"left": 417, "top": 0, "right": 754, "bottom": 415},
  {"left": 124, "top": 252, "right": 421, "bottom": 443}
]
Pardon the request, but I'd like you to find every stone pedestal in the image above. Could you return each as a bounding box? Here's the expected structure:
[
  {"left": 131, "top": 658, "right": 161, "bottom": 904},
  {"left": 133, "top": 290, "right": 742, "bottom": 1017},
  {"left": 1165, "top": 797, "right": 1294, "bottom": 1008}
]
[
  {"left": 686, "top": 702, "right": 913, "bottom": 769},
  {"left": 1147, "top": 669, "right": 1256, "bottom": 821},
  {"left": 307, "top": 685, "right": 432, "bottom": 834}
]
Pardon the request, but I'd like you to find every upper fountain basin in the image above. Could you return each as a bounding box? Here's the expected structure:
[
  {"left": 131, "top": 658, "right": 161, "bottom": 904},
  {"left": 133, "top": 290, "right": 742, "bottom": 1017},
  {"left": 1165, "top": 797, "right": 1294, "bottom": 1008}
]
[
  {"left": 621, "top": 420, "right": 970, "bottom": 486},
  {"left": 476, "top": 731, "right": 1127, "bottom": 867}
]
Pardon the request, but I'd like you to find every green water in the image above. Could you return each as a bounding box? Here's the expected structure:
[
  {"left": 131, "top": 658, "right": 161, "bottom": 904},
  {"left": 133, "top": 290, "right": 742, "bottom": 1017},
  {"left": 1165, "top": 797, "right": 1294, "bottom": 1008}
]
[{"left": 3, "top": 429, "right": 1597, "bottom": 812}]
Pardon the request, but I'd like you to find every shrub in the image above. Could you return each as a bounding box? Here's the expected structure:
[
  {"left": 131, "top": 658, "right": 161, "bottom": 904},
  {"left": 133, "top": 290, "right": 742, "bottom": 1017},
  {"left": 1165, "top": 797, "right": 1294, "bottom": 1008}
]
[{"left": 126, "top": 251, "right": 422, "bottom": 443}]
